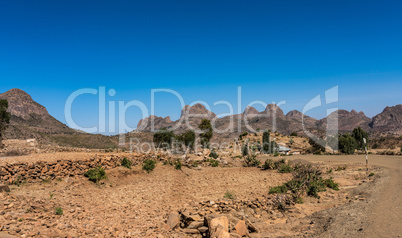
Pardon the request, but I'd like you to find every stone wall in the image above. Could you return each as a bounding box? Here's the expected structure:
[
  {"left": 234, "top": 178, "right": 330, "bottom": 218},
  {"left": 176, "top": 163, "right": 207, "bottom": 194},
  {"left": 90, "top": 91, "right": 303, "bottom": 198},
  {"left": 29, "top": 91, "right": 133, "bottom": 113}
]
[{"left": 0, "top": 154, "right": 164, "bottom": 184}]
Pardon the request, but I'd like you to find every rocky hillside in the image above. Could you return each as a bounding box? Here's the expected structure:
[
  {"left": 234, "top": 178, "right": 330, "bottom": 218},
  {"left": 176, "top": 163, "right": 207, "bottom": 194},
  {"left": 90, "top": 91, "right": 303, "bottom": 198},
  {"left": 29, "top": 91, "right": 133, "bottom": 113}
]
[
  {"left": 0, "top": 88, "right": 73, "bottom": 137},
  {"left": 369, "top": 105, "right": 402, "bottom": 133},
  {"left": 0, "top": 89, "right": 117, "bottom": 149}
]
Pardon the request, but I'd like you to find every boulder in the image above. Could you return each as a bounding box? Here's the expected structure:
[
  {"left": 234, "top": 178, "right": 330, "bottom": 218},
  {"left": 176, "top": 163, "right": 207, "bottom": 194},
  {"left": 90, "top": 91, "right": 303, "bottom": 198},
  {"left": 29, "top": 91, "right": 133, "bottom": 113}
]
[
  {"left": 166, "top": 212, "right": 180, "bottom": 230},
  {"left": 206, "top": 215, "right": 230, "bottom": 238},
  {"left": 234, "top": 220, "right": 249, "bottom": 237}
]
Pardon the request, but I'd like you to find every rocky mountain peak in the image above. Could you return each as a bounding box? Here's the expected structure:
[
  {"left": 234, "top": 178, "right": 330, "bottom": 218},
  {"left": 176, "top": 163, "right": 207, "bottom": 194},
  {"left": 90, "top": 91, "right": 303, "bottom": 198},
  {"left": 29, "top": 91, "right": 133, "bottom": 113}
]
[
  {"left": 0, "top": 88, "right": 49, "bottom": 120},
  {"left": 243, "top": 106, "right": 259, "bottom": 116},
  {"left": 180, "top": 103, "right": 216, "bottom": 119}
]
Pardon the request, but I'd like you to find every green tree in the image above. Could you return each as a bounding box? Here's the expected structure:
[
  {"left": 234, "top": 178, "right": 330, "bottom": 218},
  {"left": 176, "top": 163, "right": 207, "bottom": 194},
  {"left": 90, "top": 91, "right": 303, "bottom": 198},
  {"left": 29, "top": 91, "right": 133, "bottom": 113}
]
[
  {"left": 338, "top": 133, "right": 357, "bottom": 154},
  {"left": 242, "top": 142, "right": 249, "bottom": 156},
  {"left": 352, "top": 126, "right": 369, "bottom": 150},
  {"left": 262, "top": 130, "right": 270, "bottom": 154},
  {"left": 0, "top": 99, "right": 11, "bottom": 149},
  {"left": 199, "top": 119, "right": 213, "bottom": 148},
  {"left": 290, "top": 132, "right": 298, "bottom": 137},
  {"left": 177, "top": 130, "right": 196, "bottom": 151},
  {"left": 153, "top": 129, "right": 175, "bottom": 148}
]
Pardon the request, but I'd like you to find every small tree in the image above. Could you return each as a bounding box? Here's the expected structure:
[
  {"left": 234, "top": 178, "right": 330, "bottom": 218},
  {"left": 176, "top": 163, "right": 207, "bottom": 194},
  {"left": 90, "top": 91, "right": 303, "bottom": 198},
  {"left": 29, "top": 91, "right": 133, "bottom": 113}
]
[
  {"left": 199, "top": 119, "right": 213, "bottom": 148},
  {"left": 338, "top": 133, "right": 357, "bottom": 154},
  {"left": 262, "top": 130, "right": 270, "bottom": 154},
  {"left": 178, "top": 130, "right": 196, "bottom": 151},
  {"left": 0, "top": 99, "right": 11, "bottom": 149},
  {"left": 352, "top": 126, "right": 369, "bottom": 150},
  {"left": 242, "top": 142, "right": 249, "bottom": 157},
  {"left": 153, "top": 129, "right": 175, "bottom": 148}
]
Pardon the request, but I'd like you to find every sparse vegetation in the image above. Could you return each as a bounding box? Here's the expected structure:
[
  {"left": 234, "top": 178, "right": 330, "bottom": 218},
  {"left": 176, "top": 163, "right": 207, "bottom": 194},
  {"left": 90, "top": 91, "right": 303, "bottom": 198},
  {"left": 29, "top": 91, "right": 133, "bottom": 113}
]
[
  {"left": 270, "top": 163, "right": 339, "bottom": 201},
  {"left": 308, "top": 137, "right": 325, "bottom": 154},
  {"left": 85, "top": 166, "right": 107, "bottom": 183},
  {"left": 336, "top": 165, "right": 347, "bottom": 171},
  {"left": 142, "top": 159, "right": 156, "bottom": 173},
  {"left": 269, "top": 185, "right": 288, "bottom": 194},
  {"left": 174, "top": 159, "right": 182, "bottom": 170},
  {"left": 244, "top": 154, "right": 260, "bottom": 167},
  {"left": 224, "top": 190, "right": 236, "bottom": 199},
  {"left": 369, "top": 172, "right": 375, "bottom": 177},
  {"left": 278, "top": 164, "right": 293, "bottom": 173},
  {"left": 55, "top": 207, "right": 63, "bottom": 215},
  {"left": 13, "top": 175, "right": 26, "bottom": 187},
  {"left": 121, "top": 157, "right": 132, "bottom": 169},
  {"left": 263, "top": 159, "right": 275, "bottom": 170},
  {"left": 209, "top": 150, "right": 219, "bottom": 159},
  {"left": 207, "top": 159, "right": 219, "bottom": 167},
  {"left": 290, "top": 132, "right": 298, "bottom": 137},
  {"left": 238, "top": 132, "right": 248, "bottom": 140},
  {"left": 323, "top": 177, "right": 339, "bottom": 190}
]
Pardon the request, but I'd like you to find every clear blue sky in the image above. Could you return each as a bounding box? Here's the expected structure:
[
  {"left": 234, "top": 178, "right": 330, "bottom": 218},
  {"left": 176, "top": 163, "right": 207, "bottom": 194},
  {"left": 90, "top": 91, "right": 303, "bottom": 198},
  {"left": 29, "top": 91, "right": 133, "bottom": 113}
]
[{"left": 0, "top": 0, "right": 401, "bottom": 134}]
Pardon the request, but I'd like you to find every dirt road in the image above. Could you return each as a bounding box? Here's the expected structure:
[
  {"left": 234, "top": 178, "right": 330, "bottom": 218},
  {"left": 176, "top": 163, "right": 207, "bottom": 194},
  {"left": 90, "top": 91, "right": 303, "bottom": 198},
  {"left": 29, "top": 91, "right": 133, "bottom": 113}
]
[{"left": 293, "top": 155, "right": 402, "bottom": 238}]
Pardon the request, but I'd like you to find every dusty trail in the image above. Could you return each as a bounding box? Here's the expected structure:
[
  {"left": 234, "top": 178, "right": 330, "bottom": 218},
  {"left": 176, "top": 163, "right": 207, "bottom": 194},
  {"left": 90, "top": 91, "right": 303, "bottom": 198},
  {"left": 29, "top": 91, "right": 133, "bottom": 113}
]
[{"left": 294, "top": 155, "right": 402, "bottom": 238}]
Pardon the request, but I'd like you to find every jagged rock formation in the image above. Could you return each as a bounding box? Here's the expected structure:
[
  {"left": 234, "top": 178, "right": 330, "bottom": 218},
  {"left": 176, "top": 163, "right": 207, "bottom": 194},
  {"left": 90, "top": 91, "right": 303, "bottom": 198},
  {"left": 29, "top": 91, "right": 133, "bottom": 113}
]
[
  {"left": 370, "top": 105, "right": 402, "bottom": 133},
  {"left": 317, "top": 109, "right": 372, "bottom": 133},
  {"left": 136, "top": 102, "right": 402, "bottom": 136}
]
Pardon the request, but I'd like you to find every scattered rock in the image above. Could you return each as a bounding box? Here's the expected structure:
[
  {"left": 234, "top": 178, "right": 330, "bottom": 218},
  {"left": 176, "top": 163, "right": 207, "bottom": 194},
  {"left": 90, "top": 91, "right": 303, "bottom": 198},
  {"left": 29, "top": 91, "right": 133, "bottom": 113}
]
[{"left": 0, "top": 184, "right": 10, "bottom": 193}]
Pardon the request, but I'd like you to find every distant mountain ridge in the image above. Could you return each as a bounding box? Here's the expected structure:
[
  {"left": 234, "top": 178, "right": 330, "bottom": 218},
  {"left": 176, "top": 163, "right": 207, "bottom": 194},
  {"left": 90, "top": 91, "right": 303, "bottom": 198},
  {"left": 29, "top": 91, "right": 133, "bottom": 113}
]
[
  {"left": 0, "top": 88, "right": 400, "bottom": 145},
  {"left": 137, "top": 103, "right": 402, "bottom": 135}
]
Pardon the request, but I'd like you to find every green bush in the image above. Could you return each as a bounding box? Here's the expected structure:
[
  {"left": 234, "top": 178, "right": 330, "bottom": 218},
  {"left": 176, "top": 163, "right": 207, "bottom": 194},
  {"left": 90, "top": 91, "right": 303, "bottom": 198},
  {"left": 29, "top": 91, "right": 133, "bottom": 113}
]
[
  {"left": 209, "top": 150, "right": 219, "bottom": 159},
  {"left": 324, "top": 177, "right": 339, "bottom": 190},
  {"left": 121, "top": 157, "right": 132, "bottom": 169},
  {"left": 290, "top": 132, "right": 298, "bottom": 137},
  {"left": 269, "top": 185, "right": 288, "bottom": 194},
  {"left": 174, "top": 159, "right": 182, "bottom": 170},
  {"left": 263, "top": 159, "right": 275, "bottom": 170},
  {"left": 55, "top": 207, "right": 63, "bottom": 215},
  {"left": 85, "top": 166, "right": 107, "bottom": 183},
  {"left": 278, "top": 164, "right": 293, "bottom": 173},
  {"left": 307, "top": 179, "right": 326, "bottom": 198},
  {"left": 273, "top": 159, "right": 286, "bottom": 169},
  {"left": 244, "top": 155, "right": 260, "bottom": 167},
  {"left": 208, "top": 159, "right": 219, "bottom": 167},
  {"left": 142, "top": 159, "right": 156, "bottom": 173},
  {"left": 369, "top": 172, "right": 375, "bottom": 177}
]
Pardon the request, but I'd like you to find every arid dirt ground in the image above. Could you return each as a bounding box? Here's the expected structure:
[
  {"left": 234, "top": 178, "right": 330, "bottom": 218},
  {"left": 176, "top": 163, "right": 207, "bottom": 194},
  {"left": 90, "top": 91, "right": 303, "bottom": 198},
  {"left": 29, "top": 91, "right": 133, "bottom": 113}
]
[{"left": 0, "top": 153, "right": 401, "bottom": 237}]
